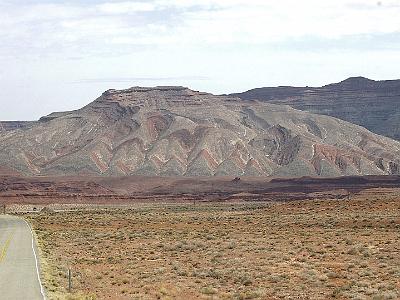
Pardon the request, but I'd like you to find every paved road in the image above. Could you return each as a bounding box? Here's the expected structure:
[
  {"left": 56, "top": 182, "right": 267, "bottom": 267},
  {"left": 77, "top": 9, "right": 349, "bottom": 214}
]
[{"left": 0, "top": 215, "right": 45, "bottom": 300}]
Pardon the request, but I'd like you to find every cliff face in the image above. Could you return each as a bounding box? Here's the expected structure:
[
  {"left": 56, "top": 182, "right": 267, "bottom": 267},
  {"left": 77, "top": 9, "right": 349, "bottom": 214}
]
[
  {"left": 232, "top": 77, "right": 400, "bottom": 141},
  {"left": 1, "top": 86, "right": 400, "bottom": 177}
]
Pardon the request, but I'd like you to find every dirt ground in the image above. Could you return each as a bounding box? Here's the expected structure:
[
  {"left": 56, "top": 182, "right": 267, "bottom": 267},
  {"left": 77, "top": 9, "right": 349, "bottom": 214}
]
[
  {"left": 24, "top": 189, "right": 400, "bottom": 300},
  {"left": 3, "top": 174, "right": 400, "bottom": 206}
]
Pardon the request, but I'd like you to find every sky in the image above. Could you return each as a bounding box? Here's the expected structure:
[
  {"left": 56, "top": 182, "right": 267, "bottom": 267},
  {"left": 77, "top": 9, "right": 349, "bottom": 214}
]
[{"left": 1, "top": 0, "right": 400, "bottom": 120}]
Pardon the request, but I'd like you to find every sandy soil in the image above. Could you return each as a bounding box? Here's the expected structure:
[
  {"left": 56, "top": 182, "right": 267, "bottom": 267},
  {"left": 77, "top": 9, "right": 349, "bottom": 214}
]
[{"left": 23, "top": 188, "right": 400, "bottom": 300}]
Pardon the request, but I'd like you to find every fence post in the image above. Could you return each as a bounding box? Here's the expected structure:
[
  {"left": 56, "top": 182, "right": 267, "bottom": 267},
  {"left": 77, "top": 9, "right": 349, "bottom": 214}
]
[{"left": 68, "top": 268, "right": 72, "bottom": 292}]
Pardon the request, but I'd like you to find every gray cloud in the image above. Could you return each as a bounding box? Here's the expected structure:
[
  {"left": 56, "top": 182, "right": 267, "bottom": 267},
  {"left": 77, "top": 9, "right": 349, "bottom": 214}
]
[{"left": 0, "top": 1, "right": 211, "bottom": 59}]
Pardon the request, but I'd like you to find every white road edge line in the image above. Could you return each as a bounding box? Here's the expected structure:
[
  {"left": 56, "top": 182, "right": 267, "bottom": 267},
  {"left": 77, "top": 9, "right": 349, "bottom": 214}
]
[{"left": 23, "top": 219, "right": 46, "bottom": 300}]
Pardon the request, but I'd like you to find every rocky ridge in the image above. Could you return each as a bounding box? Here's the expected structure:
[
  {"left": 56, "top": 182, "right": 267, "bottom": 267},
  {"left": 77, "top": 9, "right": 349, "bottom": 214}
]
[{"left": 232, "top": 77, "right": 400, "bottom": 141}]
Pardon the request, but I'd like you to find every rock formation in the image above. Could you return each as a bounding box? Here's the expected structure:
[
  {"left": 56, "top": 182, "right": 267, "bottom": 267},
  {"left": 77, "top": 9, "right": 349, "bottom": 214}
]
[
  {"left": 232, "top": 77, "right": 400, "bottom": 141},
  {"left": 1, "top": 86, "right": 400, "bottom": 177}
]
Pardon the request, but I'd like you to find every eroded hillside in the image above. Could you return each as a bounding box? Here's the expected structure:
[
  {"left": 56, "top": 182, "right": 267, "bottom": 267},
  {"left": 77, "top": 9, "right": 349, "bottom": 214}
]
[{"left": 1, "top": 86, "right": 400, "bottom": 177}]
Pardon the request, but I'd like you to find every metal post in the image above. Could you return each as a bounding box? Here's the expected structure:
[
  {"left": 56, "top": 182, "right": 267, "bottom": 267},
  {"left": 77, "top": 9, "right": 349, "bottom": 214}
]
[{"left": 68, "top": 268, "right": 72, "bottom": 292}]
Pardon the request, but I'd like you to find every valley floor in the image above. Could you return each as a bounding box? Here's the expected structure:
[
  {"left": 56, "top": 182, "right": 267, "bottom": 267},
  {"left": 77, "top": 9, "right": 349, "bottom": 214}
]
[{"left": 23, "top": 190, "right": 400, "bottom": 299}]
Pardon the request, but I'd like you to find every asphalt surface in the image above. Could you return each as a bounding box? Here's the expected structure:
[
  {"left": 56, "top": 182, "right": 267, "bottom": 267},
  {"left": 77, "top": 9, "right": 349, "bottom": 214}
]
[{"left": 0, "top": 215, "right": 45, "bottom": 300}]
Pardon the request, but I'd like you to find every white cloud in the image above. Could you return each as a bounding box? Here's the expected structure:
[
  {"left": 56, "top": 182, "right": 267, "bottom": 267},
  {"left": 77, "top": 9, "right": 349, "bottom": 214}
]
[
  {"left": 97, "top": 2, "right": 157, "bottom": 14},
  {"left": 177, "top": 0, "right": 400, "bottom": 43},
  {"left": 0, "top": 0, "right": 400, "bottom": 54},
  {"left": 0, "top": 0, "right": 399, "bottom": 59}
]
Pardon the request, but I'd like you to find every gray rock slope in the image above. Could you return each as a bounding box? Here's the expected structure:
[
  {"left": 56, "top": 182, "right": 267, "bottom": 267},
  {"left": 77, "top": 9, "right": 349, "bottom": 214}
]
[
  {"left": 232, "top": 77, "right": 400, "bottom": 141},
  {"left": 1, "top": 86, "right": 400, "bottom": 177}
]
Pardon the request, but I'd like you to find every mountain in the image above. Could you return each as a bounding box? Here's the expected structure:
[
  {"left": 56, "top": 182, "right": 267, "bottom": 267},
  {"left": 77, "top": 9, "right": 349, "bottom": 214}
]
[
  {"left": 0, "top": 121, "right": 35, "bottom": 132},
  {"left": 1, "top": 86, "right": 400, "bottom": 177},
  {"left": 231, "top": 77, "right": 400, "bottom": 141}
]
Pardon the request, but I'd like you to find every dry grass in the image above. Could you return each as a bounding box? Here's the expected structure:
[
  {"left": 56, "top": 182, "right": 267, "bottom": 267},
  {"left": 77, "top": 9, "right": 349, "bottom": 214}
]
[{"left": 24, "top": 192, "right": 400, "bottom": 299}]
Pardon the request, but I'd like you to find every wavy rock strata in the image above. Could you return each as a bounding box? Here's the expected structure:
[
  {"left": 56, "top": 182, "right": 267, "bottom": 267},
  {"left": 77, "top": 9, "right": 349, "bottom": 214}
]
[{"left": 1, "top": 86, "right": 400, "bottom": 177}]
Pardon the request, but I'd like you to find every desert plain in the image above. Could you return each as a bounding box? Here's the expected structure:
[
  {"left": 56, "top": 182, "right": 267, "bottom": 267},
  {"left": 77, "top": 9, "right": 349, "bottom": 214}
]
[{"left": 18, "top": 186, "right": 400, "bottom": 300}]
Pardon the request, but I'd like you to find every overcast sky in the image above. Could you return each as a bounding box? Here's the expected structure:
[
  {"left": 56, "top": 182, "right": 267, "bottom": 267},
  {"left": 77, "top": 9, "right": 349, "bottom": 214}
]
[{"left": 1, "top": 0, "right": 400, "bottom": 120}]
